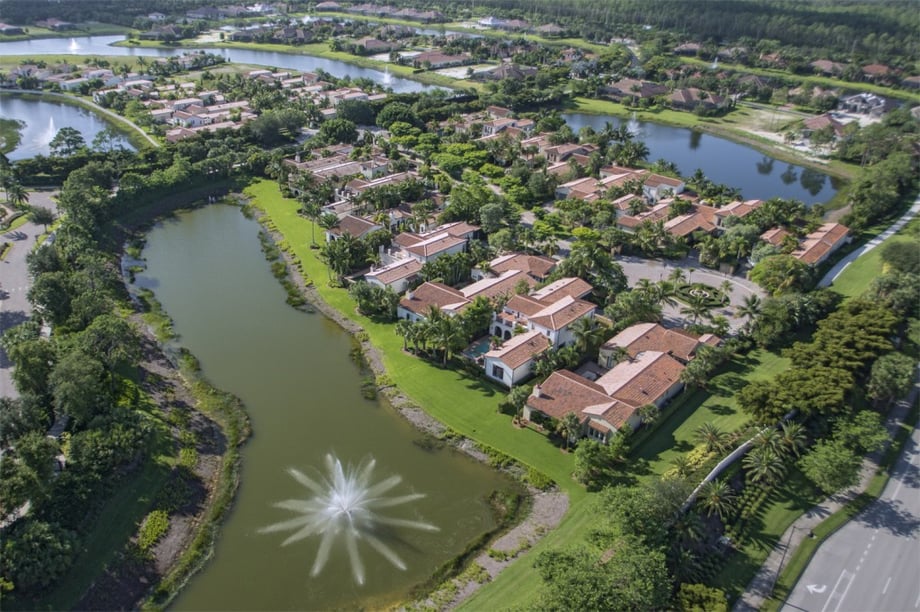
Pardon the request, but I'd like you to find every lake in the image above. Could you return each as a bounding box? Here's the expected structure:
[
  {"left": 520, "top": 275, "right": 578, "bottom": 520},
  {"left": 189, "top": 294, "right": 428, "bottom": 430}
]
[
  {"left": 0, "top": 36, "right": 840, "bottom": 204},
  {"left": 133, "top": 204, "right": 515, "bottom": 610},
  {"left": 562, "top": 112, "right": 841, "bottom": 205},
  {"left": 0, "top": 94, "right": 135, "bottom": 160}
]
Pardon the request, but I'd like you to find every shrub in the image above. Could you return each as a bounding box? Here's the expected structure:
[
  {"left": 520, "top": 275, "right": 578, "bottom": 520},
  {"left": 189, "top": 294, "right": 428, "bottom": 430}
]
[{"left": 138, "top": 510, "right": 170, "bottom": 552}]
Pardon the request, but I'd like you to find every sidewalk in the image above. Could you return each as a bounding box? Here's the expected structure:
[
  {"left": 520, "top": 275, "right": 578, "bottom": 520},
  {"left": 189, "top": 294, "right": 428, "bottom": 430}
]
[
  {"left": 733, "top": 376, "right": 920, "bottom": 611},
  {"left": 820, "top": 196, "right": 920, "bottom": 287}
]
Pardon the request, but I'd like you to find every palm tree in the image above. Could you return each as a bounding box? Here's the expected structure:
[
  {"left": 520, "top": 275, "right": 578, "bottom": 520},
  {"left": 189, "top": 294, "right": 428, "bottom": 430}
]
[
  {"left": 695, "top": 423, "right": 727, "bottom": 453},
  {"left": 6, "top": 181, "right": 28, "bottom": 209},
  {"left": 638, "top": 403, "right": 659, "bottom": 426},
  {"left": 742, "top": 446, "right": 787, "bottom": 485},
  {"left": 395, "top": 319, "right": 413, "bottom": 351},
  {"left": 671, "top": 455, "right": 693, "bottom": 478},
  {"left": 668, "top": 268, "right": 687, "bottom": 284},
  {"left": 737, "top": 293, "right": 762, "bottom": 327},
  {"left": 557, "top": 413, "right": 581, "bottom": 451},
  {"left": 570, "top": 316, "right": 601, "bottom": 355},
  {"left": 719, "top": 279, "right": 734, "bottom": 300},
  {"left": 779, "top": 421, "right": 808, "bottom": 457},
  {"left": 697, "top": 478, "right": 737, "bottom": 520},
  {"left": 752, "top": 428, "right": 785, "bottom": 456},
  {"left": 655, "top": 280, "right": 679, "bottom": 308},
  {"left": 680, "top": 295, "right": 712, "bottom": 325}
]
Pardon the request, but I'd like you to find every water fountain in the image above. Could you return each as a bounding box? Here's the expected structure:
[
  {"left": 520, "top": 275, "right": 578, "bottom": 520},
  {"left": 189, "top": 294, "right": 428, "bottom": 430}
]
[
  {"left": 711, "top": 56, "right": 719, "bottom": 70},
  {"left": 260, "top": 454, "right": 438, "bottom": 585},
  {"left": 382, "top": 66, "right": 393, "bottom": 87},
  {"left": 39, "top": 116, "right": 57, "bottom": 147},
  {"left": 627, "top": 111, "right": 641, "bottom": 137},
  {"left": 68, "top": 38, "right": 81, "bottom": 52}
]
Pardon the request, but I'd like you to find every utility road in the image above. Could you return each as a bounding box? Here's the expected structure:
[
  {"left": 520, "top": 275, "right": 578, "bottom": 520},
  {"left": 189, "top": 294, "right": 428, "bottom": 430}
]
[{"left": 782, "top": 415, "right": 920, "bottom": 612}]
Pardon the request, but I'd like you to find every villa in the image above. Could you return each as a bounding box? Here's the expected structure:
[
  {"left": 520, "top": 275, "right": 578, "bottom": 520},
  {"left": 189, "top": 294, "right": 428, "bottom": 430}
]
[
  {"left": 484, "top": 330, "right": 552, "bottom": 387},
  {"left": 598, "top": 322, "right": 721, "bottom": 367}
]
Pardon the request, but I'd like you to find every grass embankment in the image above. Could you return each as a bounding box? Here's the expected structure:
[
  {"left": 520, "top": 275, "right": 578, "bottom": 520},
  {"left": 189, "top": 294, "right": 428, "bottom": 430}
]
[
  {"left": 247, "top": 177, "right": 802, "bottom": 609},
  {"left": 0, "top": 90, "right": 156, "bottom": 151},
  {"left": 21, "top": 386, "right": 175, "bottom": 611},
  {"left": 0, "top": 22, "right": 129, "bottom": 42},
  {"left": 827, "top": 216, "right": 920, "bottom": 298}
]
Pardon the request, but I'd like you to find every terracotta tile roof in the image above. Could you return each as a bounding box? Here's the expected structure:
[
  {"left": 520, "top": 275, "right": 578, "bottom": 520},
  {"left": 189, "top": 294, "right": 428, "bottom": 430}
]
[
  {"left": 489, "top": 253, "right": 557, "bottom": 279},
  {"left": 330, "top": 214, "right": 381, "bottom": 239},
  {"left": 399, "top": 282, "right": 468, "bottom": 316},
  {"left": 531, "top": 277, "right": 592, "bottom": 303},
  {"left": 714, "top": 199, "right": 764, "bottom": 219},
  {"left": 485, "top": 330, "right": 551, "bottom": 369},
  {"left": 664, "top": 210, "right": 716, "bottom": 237},
  {"left": 582, "top": 398, "right": 639, "bottom": 430},
  {"left": 602, "top": 323, "right": 710, "bottom": 363},
  {"left": 404, "top": 233, "right": 467, "bottom": 258},
  {"left": 528, "top": 295, "right": 595, "bottom": 331},
  {"left": 528, "top": 370, "right": 615, "bottom": 421},
  {"left": 365, "top": 258, "right": 421, "bottom": 285},
  {"left": 595, "top": 351, "right": 685, "bottom": 406},
  {"left": 461, "top": 269, "right": 535, "bottom": 300},
  {"left": 504, "top": 294, "right": 547, "bottom": 318},
  {"left": 793, "top": 222, "right": 850, "bottom": 265},
  {"left": 760, "top": 227, "right": 792, "bottom": 247},
  {"left": 644, "top": 173, "right": 684, "bottom": 188}
]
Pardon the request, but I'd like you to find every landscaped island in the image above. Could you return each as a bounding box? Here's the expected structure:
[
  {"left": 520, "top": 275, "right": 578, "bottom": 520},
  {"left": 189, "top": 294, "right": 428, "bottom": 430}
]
[{"left": 0, "top": 1, "right": 918, "bottom": 610}]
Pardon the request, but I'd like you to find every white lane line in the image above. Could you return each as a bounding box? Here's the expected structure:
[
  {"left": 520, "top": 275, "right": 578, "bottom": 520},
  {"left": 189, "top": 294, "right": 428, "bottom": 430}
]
[
  {"left": 822, "top": 570, "right": 855, "bottom": 612},
  {"left": 915, "top": 588, "right": 920, "bottom": 609},
  {"left": 883, "top": 577, "right": 891, "bottom": 595},
  {"left": 834, "top": 570, "right": 857, "bottom": 612}
]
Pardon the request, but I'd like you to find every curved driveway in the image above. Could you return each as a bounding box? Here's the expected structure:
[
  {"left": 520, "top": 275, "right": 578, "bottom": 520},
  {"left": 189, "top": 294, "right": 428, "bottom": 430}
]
[{"left": 617, "top": 254, "right": 765, "bottom": 330}]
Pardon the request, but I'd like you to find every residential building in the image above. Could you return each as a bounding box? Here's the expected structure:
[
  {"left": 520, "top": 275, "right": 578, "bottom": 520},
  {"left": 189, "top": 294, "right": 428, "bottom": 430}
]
[
  {"left": 484, "top": 330, "right": 551, "bottom": 387},
  {"left": 791, "top": 222, "right": 850, "bottom": 266}
]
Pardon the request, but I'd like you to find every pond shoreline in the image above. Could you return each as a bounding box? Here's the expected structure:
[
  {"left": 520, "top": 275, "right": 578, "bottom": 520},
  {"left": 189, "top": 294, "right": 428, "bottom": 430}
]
[{"left": 247, "top": 200, "right": 570, "bottom": 608}]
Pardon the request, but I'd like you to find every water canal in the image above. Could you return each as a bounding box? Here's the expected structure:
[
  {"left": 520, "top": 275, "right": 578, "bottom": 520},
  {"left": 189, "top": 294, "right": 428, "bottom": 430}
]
[{"left": 133, "top": 204, "right": 515, "bottom": 610}]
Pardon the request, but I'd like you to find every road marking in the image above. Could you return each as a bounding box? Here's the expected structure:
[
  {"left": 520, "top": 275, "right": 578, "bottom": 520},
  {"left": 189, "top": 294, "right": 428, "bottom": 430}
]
[
  {"left": 915, "top": 588, "right": 920, "bottom": 608},
  {"left": 822, "top": 570, "right": 855, "bottom": 612},
  {"left": 883, "top": 577, "right": 891, "bottom": 595},
  {"left": 807, "top": 584, "right": 827, "bottom": 594}
]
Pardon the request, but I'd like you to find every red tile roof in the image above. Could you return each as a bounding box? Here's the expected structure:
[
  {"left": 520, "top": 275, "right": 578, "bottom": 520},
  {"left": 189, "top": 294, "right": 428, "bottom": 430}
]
[{"left": 485, "top": 330, "right": 551, "bottom": 369}]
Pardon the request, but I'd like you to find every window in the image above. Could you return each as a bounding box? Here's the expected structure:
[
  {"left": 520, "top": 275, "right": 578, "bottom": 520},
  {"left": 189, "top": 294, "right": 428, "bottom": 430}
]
[{"left": 491, "top": 364, "right": 505, "bottom": 379}]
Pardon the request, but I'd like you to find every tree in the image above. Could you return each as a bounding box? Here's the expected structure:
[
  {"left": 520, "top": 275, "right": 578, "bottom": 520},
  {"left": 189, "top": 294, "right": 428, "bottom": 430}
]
[
  {"left": 779, "top": 421, "right": 808, "bottom": 457},
  {"left": 27, "top": 205, "right": 54, "bottom": 232},
  {"left": 573, "top": 439, "right": 614, "bottom": 489},
  {"left": 6, "top": 181, "right": 29, "bottom": 209},
  {"left": 0, "top": 520, "right": 77, "bottom": 595},
  {"left": 697, "top": 478, "right": 736, "bottom": 520},
  {"left": 867, "top": 352, "right": 915, "bottom": 406},
  {"left": 879, "top": 241, "right": 920, "bottom": 275},
  {"left": 742, "top": 446, "right": 787, "bottom": 485},
  {"left": 557, "top": 413, "right": 581, "bottom": 451},
  {"left": 49, "top": 350, "right": 107, "bottom": 426},
  {"left": 500, "top": 384, "right": 533, "bottom": 420},
  {"left": 637, "top": 403, "right": 659, "bottom": 426},
  {"left": 570, "top": 316, "right": 601, "bottom": 355},
  {"left": 695, "top": 422, "right": 727, "bottom": 453},
  {"left": 317, "top": 118, "right": 358, "bottom": 144},
  {"left": 799, "top": 439, "right": 861, "bottom": 494},
  {"left": 677, "top": 583, "right": 729, "bottom": 612},
  {"left": 736, "top": 293, "right": 762, "bottom": 329},
  {"left": 749, "top": 254, "right": 813, "bottom": 295},
  {"left": 533, "top": 540, "right": 671, "bottom": 612},
  {"left": 78, "top": 314, "right": 140, "bottom": 400},
  {"left": 49, "top": 127, "right": 86, "bottom": 157},
  {"left": 834, "top": 411, "right": 888, "bottom": 454}
]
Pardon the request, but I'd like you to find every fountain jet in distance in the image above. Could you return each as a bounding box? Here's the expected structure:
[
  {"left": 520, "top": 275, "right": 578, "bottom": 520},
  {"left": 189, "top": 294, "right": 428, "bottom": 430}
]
[{"left": 259, "top": 453, "right": 438, "bottom": 585}]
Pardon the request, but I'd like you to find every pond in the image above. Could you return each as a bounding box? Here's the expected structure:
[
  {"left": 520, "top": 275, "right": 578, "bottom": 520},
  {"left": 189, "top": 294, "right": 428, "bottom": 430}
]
[
  {"left": 0, "top": 94, "right": 135, "bottom": 160},
  {"left": 0, "top": 35, "right": 431, "bottom": 93},
  {"left": 562, "top": 112, "right": 841, "bottom": 206},
  {"left": 132, "top": 204, "right": 515, "bottom": 610}
]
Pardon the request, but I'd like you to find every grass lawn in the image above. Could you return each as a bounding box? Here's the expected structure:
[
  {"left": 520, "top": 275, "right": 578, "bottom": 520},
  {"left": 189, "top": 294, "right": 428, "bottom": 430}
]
[
  {"left": 21, "top": 403, "right": 175, "bottom": 610},
  {"left": 712, "top": 468, "right": 823, "bottom": 602},
  {"left": 828, "top": 217, "right": 920, "bottom": 298},
  {"left": 628, "top": 349, "right": 788, "bottom": 482},
  {"left": 246, "top": 179, "right": 579, "bottom": 493}
]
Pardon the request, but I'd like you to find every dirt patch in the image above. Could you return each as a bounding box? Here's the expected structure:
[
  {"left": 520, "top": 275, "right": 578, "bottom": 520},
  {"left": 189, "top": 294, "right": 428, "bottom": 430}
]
[{"left": 73, "top": 310, "right": 226, "bottom": 610}]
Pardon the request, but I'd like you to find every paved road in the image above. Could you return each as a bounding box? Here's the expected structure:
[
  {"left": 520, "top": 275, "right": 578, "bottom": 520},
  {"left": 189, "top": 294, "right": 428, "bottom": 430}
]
[
  {"left": 782, "top": 417, "right": 920, "bottom": 612},
  {"left": 0, "top": 191, "right": 58, "bottom": 399},
  {"left": 820, "top": 196, "right": 920, "bottom": 288}
]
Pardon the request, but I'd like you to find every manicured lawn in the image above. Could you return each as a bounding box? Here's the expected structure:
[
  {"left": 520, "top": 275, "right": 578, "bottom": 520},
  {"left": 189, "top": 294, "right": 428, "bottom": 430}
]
[
  {"left": 712, "top": 468, "right": 823, "bottom": 602},
  {"left": 629, "top": 349, "right": 789, "bottom": 482},
  {"left": 829, "top": 217, "right": 920, "bottom": 298},
  {"left": 246, "top": 179, "right": 581, "bottom": 493},
  {"left": 246, "top": 178, "right": 803, "bottom": 610}
]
